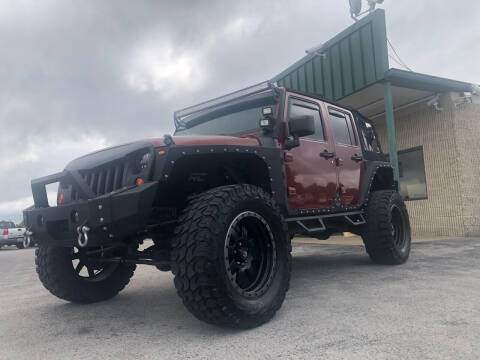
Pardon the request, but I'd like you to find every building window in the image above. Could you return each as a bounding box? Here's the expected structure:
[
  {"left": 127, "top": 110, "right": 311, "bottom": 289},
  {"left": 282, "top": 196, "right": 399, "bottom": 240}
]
[{"left": 396, "top": 147, "right": 428, "bottom": 201}]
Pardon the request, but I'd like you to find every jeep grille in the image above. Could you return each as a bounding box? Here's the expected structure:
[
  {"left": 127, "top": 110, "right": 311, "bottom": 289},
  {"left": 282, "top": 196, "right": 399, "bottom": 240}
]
[{"left": 72, "top": 163, "right": 126, "bottom": 200}]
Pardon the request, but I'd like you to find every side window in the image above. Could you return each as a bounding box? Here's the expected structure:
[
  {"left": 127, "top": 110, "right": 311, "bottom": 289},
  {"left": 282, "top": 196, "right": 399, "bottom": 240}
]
[
  {"left": 357, "top": 114, "right": 381, "bottom": 153},
  {"left": 328, "top": 109, "right": 357, "bottom": 146},
  {"left": 288, "top": 99, "right": 325, "bottom": 141}
]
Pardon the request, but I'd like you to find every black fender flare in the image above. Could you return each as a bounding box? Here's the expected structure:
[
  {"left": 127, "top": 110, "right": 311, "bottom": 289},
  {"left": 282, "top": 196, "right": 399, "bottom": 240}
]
[
  {"left": 153, "top": 145, "right": 289, "bottom": 214},
  {"left": 358, "top": 161, "right": 397, "bottom": 207}
]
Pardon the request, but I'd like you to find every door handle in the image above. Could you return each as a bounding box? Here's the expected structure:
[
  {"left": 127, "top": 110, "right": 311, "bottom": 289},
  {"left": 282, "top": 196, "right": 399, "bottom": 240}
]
[
  {"left": 351, "top": 154, "right": 363, "bottom": 162},
  {"left": 320, "top": 150, "right": 335, "bottom": 159}
]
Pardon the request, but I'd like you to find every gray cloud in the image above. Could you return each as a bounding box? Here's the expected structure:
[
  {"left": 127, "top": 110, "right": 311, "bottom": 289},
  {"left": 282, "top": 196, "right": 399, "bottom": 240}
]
[{"left": 1, "top": 0, "right": 479, "bottom": 222}]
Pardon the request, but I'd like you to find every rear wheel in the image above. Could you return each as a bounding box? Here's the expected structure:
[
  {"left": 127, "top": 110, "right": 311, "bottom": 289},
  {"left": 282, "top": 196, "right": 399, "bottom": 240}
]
[
  {"left": 16, "top": 242, "right": 24, "bottom": 249},
  {"left": 362, "top": 190, "right": 411, "bottom": 265},
  {"left": 171, "top": 184, "right": 291, "bottom": 328},
  {"left": 35, "top": 245, "right": 136, "bottom": 303}
]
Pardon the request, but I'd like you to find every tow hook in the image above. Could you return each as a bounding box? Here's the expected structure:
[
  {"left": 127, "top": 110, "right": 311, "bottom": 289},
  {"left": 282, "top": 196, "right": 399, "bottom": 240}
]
[
  {"left": 77, "top": 225, "right": 91, "bottom": 248},
  {"left": 24, "top": 230, "right": 33, "bottom": 248}
]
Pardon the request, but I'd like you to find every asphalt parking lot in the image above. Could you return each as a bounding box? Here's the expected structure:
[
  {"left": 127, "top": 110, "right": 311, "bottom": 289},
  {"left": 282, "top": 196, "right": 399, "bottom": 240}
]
[{"left": 1, "top": 238, "right": 480, "bottom": 360}]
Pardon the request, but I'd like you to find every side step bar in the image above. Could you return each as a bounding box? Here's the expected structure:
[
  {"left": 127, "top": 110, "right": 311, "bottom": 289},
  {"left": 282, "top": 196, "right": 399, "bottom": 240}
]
[{"left": 285, "top": 211, "right": 366, "bottom": 233}]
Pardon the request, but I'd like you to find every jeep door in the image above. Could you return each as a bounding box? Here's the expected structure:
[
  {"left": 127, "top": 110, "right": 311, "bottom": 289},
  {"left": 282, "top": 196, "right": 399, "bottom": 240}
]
[
  {"left": 322, "top": 106, "right": 364, "bottom": 207},
  {"left": 284, "top": 95, "right": 337, "bottom": 210}
]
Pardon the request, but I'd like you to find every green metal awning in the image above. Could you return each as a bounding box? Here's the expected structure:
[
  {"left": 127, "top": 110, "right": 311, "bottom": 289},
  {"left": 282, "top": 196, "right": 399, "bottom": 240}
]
[
  {"left": 272, "top": 9, "right": 389, "bottom": 102},
  {"left": 335, "top": 69, "right": 474, "bottom": 119},
  {"left": 385, "top": 68, "right": 473, "bottom": 93}
]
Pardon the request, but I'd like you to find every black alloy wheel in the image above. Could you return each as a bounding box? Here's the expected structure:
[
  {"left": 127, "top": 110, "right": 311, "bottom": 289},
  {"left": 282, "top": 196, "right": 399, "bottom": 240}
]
[
  {"left": 390, "top": 204, "right": 407, "bottom": 249},
  {"left": 224, "top": 211, "right": 276, "bottom": 298},
  {"left": 71, "top": 247, "right": 119, "bottom": 281}
]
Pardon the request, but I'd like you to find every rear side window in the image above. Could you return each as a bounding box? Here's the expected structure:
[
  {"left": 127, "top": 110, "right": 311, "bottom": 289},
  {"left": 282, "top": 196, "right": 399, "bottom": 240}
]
[
  {"left": 357, "top": 114, "right": 381, "bottom": 153},
  {"left": 288, "top": 99, "right": 325, "bottom": 141},
  {"left": 328, "top": 110, "right": 357, "bottom": 146}
]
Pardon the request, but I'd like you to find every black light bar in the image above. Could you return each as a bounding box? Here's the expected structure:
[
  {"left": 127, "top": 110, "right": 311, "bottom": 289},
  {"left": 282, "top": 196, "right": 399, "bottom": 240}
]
[{"left": 174, "top": 81, "right": 274, "bottom": 123}]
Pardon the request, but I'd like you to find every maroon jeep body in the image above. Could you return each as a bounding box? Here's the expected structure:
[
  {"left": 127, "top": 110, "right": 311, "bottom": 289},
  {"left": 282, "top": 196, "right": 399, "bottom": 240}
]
[{"left": 25, "top": 81, "right": 411, "bottom": 328}]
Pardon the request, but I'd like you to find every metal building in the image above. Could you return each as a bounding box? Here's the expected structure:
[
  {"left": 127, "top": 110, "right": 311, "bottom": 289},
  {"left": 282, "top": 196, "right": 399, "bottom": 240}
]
[{"left": 272, "top": 10, "right": 480, "bottom": 237}]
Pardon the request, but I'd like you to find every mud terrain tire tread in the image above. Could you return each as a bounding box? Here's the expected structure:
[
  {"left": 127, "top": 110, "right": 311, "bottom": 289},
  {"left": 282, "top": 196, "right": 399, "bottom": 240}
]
[
  {"left": 35, "top": 246, "right": 136, "bottom": 303},
  {"left": 171, "top": 184, "right": 291, "bottom": 328},
  {"left": 362, "top": 190, "right": 411, "bottom": 265}
]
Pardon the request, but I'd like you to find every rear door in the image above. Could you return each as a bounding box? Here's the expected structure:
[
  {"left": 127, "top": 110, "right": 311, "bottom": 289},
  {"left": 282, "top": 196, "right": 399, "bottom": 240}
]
[
  {"left": 284, "top": 95, "right": 337, "bottom": 210},
  {"left": 323, "top": 106, "right": 364, "bottom": 207}
]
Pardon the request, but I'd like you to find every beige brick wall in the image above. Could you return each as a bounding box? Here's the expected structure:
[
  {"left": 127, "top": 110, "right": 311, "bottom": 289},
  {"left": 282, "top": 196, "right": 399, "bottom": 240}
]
[
  {"left": 374, "top": 94, "right": 465, "bottom": 237},
  {"left": 451, "top": 95, "right": 480, "bottom": 236}
]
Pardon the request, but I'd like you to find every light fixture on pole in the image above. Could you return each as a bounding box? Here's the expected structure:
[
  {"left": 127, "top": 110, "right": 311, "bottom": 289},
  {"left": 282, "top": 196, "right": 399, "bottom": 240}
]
[{"left": 349, "top": 0, "right": 385, "bottom": 21}]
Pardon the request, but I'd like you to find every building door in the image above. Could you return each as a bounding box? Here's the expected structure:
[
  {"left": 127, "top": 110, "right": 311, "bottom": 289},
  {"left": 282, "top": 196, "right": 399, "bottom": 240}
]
[
  {"left": 284, "top": 95, "right": 338, "bottom": 210},
  {"left": 324, "top": 107, "right": 364, "bottom": 207}
]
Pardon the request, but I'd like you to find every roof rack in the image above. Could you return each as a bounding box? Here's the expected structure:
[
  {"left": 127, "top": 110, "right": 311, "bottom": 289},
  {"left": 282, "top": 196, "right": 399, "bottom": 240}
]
[{"left": 174, "top": 81, "right": 275, "bottom": 124}]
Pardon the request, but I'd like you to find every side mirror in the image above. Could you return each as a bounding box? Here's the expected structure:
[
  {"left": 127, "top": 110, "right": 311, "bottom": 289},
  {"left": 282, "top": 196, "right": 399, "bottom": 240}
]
[
  {"left": 288, "top": 115, "right": 315, "bottom": 138},
  {"left": 285, "top": 115, "right": 315, "bottom": 149}
]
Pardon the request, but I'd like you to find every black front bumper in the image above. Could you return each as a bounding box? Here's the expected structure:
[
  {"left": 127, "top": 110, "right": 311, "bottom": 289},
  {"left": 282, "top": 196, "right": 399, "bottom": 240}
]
[{"left": 24, "top": 173, "right": 158, "bottom": 247}]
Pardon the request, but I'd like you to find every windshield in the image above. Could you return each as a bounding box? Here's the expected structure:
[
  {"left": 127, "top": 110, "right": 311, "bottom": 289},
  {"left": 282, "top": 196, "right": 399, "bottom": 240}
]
[{"left": 175, "top": 105, "right": 267, "bottom": 136}]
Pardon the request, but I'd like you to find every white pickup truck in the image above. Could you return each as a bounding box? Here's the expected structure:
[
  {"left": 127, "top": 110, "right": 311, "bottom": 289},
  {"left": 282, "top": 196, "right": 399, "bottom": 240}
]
[{"left": 0, "top": 221, "right": 27, "bottom": 249}]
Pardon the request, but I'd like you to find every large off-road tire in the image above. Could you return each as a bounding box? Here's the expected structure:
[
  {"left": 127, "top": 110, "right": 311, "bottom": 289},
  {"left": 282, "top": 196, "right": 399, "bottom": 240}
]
[
  {"left": 362, "top": 190, "right": 411, "bottom": 265},
  {"left": 171, "top": 184, "right": 291, "bottom": 328},
  {"left": 16, "top": 242, "right": 24, "bottom": 249},
  {"left": 35, "top": 246, "right": 136, "bottom": 303}
]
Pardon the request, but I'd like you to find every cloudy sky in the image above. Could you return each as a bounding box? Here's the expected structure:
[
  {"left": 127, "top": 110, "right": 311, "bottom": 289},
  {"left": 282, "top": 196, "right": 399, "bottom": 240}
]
[{"left": 1, "top": 0, "right": 479, "bottom": 223}]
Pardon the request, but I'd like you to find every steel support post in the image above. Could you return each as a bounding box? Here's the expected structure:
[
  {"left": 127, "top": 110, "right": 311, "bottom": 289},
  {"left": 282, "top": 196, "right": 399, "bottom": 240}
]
[{"left": 384, "top": 81, "right": 399, "bottom": 182}]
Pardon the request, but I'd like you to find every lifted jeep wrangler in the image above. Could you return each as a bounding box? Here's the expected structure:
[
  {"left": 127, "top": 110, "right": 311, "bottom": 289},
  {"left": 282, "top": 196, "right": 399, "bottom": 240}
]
[{"left": 24, "top": 82, "right": 410, "bottom": 328}]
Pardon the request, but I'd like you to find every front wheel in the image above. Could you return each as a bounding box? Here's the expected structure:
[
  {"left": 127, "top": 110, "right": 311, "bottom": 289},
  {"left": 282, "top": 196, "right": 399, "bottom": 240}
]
[
  {"left": 171, "top": 184, "right": 291, "bottom": 328},
  {"left": 35, "top": 246, "right": 136, "bottom": 303},
  {"left": 362, "top": 190, "right": 411, "bottom": 265}
]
